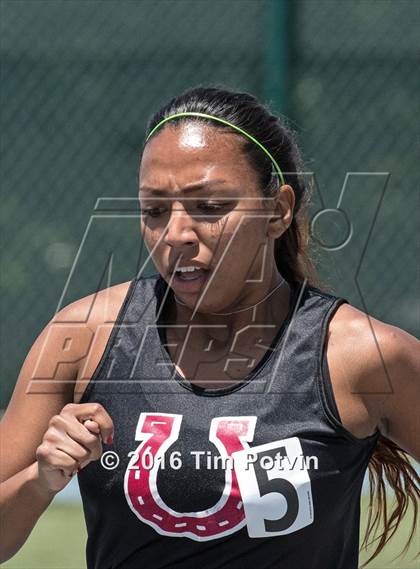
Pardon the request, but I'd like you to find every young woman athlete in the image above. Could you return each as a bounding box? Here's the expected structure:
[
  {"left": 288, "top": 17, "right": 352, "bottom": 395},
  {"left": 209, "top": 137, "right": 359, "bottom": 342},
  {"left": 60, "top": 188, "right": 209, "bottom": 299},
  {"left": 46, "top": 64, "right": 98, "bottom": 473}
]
[{"left": 1, "top": 87, "right": 419, "bottom": 569}]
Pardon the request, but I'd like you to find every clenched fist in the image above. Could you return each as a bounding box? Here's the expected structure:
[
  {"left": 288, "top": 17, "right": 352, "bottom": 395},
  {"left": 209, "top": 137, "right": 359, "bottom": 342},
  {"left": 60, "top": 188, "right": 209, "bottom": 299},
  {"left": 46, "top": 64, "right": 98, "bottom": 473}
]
[{"left": 35, "top": 403, "right": 114, "bottom": 494}]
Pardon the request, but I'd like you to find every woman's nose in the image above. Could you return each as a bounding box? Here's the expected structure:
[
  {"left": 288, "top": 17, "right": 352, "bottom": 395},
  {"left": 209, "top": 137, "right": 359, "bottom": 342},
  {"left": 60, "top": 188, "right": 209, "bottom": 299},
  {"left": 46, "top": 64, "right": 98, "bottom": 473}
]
[{"left": 163, "top": 203, "right": 198, "bottom": 248}]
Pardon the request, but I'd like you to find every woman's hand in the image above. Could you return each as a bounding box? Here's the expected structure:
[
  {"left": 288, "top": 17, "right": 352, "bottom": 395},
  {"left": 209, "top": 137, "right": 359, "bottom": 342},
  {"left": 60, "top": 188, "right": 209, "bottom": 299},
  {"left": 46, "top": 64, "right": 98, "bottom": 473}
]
[{"left": 35, "top": 403, "right": 114, "bottom": 494}]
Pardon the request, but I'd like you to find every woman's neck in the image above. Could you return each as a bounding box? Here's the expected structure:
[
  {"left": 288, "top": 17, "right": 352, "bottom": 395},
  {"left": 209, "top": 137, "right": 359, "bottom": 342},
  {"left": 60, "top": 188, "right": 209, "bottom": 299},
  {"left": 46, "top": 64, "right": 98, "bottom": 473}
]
[{"left": 162, "top": 270, "right": 293, "bottom": 347}]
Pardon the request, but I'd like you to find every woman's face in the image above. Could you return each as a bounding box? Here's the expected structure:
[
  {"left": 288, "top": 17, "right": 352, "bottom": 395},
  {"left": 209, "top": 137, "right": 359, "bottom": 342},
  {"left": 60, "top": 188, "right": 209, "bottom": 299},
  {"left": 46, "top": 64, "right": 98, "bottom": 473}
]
[{"left": 138, "top": 122, "right": 283, "bottom": 313}]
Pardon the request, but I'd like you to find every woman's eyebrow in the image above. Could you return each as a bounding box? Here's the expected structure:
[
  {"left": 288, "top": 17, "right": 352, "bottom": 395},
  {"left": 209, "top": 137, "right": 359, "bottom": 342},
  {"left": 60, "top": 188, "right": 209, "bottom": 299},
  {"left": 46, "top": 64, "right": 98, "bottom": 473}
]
[{"left": 139, "top": 179, "right": 231, "bottom": 195}]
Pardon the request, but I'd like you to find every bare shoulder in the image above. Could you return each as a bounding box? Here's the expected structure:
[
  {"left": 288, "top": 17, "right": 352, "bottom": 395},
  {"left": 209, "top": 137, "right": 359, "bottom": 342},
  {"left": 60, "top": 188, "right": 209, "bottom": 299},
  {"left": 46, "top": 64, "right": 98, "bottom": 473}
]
[
  {"left": 329, "top": 301, "right": 419, "bottom": 393},
  {"left": 0, "top": 279, "right": 133, "bottom": 481},
  {"left": 56, "top": 280, "right": 133, "bottom": 330},
  {"left": 326, "top": 301, "right": 420, "bottom": 449},
  {"left": 64, "top": 280, "right": 134, "bottom": 403}
]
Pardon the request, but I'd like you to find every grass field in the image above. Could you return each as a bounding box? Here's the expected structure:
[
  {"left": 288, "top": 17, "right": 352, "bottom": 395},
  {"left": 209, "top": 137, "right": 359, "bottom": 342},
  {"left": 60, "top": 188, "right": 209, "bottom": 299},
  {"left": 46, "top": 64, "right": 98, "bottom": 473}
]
[{"left": 2, "top": 498, "right": 418, "bottom": 568}]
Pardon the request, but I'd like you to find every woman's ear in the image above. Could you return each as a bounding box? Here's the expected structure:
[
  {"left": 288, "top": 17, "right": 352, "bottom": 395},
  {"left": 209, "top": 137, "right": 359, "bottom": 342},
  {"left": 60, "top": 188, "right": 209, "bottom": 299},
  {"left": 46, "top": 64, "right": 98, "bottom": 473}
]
[{"left": 266, "top": 185, "right": 295, "bottom": 239}]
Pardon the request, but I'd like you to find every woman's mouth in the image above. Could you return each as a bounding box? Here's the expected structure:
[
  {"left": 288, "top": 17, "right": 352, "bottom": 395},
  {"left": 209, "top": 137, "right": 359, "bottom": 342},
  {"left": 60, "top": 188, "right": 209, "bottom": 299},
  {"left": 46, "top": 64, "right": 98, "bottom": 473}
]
[{"left": 171, "top": 267, "right": 211, "bottom": 292}]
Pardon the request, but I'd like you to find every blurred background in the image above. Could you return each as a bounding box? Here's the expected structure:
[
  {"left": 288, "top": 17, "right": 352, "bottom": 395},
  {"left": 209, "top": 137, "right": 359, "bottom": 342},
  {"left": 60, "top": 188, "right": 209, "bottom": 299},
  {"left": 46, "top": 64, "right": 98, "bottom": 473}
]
[{"left": 1, "top": 0, "right": 418, "bottom": 567}]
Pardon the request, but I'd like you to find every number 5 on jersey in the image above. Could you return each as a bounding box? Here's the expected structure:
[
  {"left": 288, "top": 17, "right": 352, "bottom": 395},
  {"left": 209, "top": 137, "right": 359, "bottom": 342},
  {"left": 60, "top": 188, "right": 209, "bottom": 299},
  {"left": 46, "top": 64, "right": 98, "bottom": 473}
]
[{"left": 232, "top": 437, "right": 314, "bottom": 537}]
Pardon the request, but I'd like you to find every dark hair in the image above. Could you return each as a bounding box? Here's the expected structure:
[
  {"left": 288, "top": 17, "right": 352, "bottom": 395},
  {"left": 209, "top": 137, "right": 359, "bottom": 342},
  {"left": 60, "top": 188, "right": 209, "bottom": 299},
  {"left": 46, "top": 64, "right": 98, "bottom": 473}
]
[{"left": 143, "top": 86, "right": 419, "bottom": 565}]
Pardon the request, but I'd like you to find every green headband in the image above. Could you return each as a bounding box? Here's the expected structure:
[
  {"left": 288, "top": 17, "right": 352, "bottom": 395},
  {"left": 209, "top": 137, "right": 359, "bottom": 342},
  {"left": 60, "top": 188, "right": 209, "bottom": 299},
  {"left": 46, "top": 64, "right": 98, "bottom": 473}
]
[{"left": 145, "top": 111, "right": 285, "bottom": 186}]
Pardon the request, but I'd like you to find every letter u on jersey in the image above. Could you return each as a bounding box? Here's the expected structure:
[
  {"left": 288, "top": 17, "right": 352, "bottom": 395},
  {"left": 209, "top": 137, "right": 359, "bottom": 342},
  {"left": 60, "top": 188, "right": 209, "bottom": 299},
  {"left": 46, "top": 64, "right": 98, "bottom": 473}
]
[{"left": 124, "top": 413, "right": 314, "bottom": 541}]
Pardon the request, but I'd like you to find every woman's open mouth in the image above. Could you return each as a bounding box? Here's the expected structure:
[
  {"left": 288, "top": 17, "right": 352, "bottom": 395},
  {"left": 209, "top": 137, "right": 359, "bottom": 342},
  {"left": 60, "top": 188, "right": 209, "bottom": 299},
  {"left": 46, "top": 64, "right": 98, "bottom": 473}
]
[{"left": 171, "top": 267, "right": 211, "bottom": 292}]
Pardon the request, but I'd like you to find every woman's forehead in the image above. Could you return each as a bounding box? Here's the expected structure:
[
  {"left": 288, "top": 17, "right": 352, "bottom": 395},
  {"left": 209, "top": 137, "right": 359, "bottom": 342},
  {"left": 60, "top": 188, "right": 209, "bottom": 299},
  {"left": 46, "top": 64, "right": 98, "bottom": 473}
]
[
  {"left": 177, "top": 122, "right": 210, "bottom": 149},
  {"left": 143, "top": 122, "right": 241, "bottom": 157},
  {"left": 140, "top": 123, "right": 257, "bottom": 186}
]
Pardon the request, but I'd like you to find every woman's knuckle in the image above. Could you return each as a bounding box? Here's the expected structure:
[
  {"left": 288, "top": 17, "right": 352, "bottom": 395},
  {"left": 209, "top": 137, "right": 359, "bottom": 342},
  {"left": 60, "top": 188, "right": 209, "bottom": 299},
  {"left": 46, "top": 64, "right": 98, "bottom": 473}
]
[
  {"left": 37, "top": 443, "right": 50, "bottom": 460},
  {"left": 91, "top": 403, "right": 101, "bottom": 414},
  {"left": 36, "top": 444, "right": 45, "bottom": 457},
  {"left": 48, "top": 414, "right": 59, "bottom": 427},
  {"left": 43, "top": 430, "right": 55, "bottom": 443}
]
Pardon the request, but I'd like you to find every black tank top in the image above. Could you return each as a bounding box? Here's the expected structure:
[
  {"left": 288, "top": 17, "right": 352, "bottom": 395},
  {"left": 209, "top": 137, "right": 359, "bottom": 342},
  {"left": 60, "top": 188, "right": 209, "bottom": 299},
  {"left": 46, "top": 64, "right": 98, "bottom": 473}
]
[{"left": 77, "top": 273, "right": 380, "bottom": 569}]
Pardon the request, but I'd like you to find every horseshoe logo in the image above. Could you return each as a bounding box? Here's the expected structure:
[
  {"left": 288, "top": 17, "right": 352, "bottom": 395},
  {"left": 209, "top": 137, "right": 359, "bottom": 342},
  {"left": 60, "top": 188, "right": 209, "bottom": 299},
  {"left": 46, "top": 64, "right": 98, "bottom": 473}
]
[{"left": 124, "top": 413, "right": 256, "bottom": 540}]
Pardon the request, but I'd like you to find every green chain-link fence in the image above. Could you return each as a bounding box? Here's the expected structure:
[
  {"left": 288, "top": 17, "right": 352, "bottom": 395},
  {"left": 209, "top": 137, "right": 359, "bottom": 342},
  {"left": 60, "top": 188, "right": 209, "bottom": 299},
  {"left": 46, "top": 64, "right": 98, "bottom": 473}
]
[{"left": 1, "top": 0, "right": 418, "bottom": 405}]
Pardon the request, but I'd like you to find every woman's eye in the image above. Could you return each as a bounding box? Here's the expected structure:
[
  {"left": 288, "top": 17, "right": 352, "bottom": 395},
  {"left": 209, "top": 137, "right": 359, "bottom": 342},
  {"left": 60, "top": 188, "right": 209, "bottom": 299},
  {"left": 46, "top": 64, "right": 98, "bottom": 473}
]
[
  {"left": 197, "top": 202, "right": 230, "bottom": 212},
  {"left": 141, "top": 207, "right": 165, "bottom": 218},
  {"left": 140, "top": 202, "right": 232, "bottom": 218}
]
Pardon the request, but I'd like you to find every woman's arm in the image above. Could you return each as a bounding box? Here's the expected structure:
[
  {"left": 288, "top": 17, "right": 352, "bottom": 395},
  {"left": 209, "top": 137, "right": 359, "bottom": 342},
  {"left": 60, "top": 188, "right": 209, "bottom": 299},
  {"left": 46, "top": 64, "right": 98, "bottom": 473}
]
[
  {"left": 363, "top": 324, "right": 419, "bottom": 461},
  {"left": 0, "top": 462, "right": 57, "bottom": 562},
  {"left": 348, "top": 313, "right": 420, "bottom": 461},
  {"left": 0, "top": 297, "right": 112, "bottom": 562},
  {"left": 1, "top": 302, "right": 88, "bottom": 481}
]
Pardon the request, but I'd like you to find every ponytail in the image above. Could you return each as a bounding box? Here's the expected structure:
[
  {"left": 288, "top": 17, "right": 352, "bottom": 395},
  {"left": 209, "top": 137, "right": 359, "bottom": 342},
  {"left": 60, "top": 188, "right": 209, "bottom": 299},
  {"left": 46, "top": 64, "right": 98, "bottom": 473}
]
[{"left": 360, "top": 436, "right": 419, "bottom": 566}]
